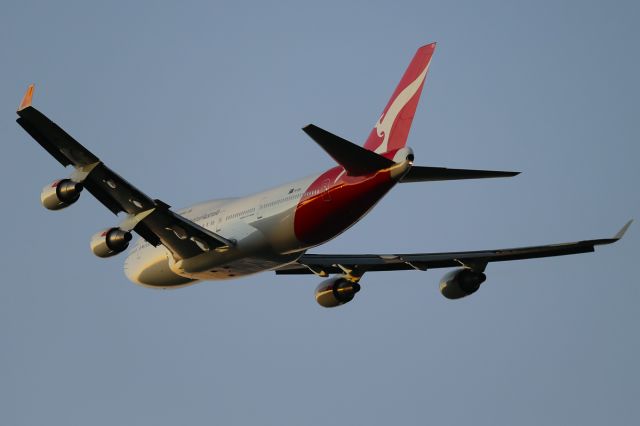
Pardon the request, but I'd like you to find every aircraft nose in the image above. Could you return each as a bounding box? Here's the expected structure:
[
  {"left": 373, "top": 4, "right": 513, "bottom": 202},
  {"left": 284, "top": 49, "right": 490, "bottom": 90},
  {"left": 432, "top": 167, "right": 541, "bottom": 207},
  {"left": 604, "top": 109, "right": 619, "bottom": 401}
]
[
  {"left": 124, "top": 246, "right": 195, "bottom": 287},
  {"left": 123, "top": 252, "right": 142, "bottom": 284}
]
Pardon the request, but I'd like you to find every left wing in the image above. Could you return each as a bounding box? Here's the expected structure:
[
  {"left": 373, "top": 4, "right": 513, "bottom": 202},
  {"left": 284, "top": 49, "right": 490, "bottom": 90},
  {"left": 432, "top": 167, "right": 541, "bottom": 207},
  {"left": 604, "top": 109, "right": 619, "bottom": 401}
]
[
  {"left": 276, "top": 220, "right": 632, "bottom": 275},
  {"left": 16, "top": 85, "right": 233, "bottom": 260}
]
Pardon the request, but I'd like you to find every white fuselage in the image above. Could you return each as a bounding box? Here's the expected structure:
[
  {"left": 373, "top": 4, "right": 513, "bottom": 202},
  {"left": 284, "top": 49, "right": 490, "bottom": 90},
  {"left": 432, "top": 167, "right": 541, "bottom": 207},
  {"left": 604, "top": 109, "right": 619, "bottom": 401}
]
[{"left": 124, "top": 173, "right": 320, "bottom": 288}]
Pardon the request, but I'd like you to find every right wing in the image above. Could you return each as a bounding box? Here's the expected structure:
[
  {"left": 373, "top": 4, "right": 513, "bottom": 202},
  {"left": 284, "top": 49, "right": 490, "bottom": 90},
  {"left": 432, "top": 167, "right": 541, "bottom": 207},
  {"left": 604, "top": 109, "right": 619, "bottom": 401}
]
[
  {"left": 16, "top": 85, "right": 233, "bottom": 260},
  {"left": 276, "top": 220, "right": 632, "bottom": 275}
]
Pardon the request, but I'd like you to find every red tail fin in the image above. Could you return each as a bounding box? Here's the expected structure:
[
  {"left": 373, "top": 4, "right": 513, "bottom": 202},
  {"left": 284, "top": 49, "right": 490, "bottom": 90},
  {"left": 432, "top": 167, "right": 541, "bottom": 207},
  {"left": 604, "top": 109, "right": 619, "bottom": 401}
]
[{"left": 363, "top": 43, "right": 436, "bottom": 154}]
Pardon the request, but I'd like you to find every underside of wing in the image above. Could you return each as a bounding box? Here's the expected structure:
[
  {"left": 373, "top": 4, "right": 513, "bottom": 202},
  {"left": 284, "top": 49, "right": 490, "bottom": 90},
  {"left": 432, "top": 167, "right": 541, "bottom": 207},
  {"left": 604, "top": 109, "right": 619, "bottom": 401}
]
[
  {"left": 276, "top": 221, "right": 632, "bottom": 275},
  {"left": 17, "top": 101, "right": 99, "bottom": 167},
  {"left": 16, "top": 85, "right": 232, "bottom": 260}
]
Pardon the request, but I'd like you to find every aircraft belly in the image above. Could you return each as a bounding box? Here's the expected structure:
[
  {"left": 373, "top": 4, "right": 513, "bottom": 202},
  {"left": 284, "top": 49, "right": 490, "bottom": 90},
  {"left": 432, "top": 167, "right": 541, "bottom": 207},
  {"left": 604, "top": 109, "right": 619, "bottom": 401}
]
[
  {"left": 126, "top": 237, "right": 302, "bottom": 285},
  {"left": 251, "top": 208, "right": 299, "bottom": 254},
  {"left": 189, "top": 255, "right": 300, "bottom": 280},
  {"left": 167, "top": 220, "right": 303, "bottom": 280}
]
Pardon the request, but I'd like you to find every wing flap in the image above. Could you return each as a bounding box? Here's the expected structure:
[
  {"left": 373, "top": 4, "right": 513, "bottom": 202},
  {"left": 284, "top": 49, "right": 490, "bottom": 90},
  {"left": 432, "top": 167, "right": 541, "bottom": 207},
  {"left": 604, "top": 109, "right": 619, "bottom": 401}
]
[
  {"left": 138, "top": 203, "right": 233, "bottom": 259},
  {"left": 82, "top": 163, "right": 156, "bottom": 215}
]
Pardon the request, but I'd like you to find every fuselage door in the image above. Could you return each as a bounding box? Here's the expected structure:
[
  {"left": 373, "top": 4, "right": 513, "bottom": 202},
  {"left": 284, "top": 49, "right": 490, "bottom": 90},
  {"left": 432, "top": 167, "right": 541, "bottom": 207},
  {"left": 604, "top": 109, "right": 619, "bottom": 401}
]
[
  {"left": 257, "top": 196, "right": 268, "bottom": 219},
  {"left": 322, "top": 179, "right": 332, "bottom": 202}
]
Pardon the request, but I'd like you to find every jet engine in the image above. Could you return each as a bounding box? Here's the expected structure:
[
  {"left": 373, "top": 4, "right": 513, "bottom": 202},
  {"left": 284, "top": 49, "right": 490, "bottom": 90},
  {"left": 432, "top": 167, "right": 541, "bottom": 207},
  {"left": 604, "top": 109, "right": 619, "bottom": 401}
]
[
  {"left": 439, "top": 268, "right": 487, "bottom": 300},
  {"left": 90, "top": 228, "right": 132, "bottom": 258},
  {"left": 315, "top": 276, "right": 361, "bottom": 308},
  {"left": 41, "top": 179, "right": 83, "bottom": 210}
]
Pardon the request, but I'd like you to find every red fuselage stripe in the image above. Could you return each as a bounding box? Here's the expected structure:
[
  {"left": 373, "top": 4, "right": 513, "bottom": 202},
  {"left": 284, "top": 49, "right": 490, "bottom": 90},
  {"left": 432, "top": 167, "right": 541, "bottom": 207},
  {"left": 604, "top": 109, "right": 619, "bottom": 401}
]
[{"left": 293, "top": 166, "right": 396, "bottom": 246}]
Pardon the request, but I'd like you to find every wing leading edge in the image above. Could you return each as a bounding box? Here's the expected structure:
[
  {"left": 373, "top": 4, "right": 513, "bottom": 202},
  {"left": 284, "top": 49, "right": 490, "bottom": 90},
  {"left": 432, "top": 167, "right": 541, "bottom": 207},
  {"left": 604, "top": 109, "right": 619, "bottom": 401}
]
[
  {"left": 276, "top": 220, "right": 632, "bottom": 275},
  {"left": 16, "top": 85, "right": 233, "bottom": 260}
]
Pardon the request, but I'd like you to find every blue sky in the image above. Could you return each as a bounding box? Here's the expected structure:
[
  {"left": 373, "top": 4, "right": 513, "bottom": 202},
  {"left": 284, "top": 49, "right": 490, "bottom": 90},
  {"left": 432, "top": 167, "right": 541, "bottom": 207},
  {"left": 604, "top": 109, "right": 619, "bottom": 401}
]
[{"left": 1, "top": 1, "right": 638, "bottom": 425}]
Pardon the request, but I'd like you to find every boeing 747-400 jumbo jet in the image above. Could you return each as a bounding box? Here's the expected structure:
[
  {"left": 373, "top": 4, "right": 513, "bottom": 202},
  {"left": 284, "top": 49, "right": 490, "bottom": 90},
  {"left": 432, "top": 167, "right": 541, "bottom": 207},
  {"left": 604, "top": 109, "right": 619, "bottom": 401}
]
[{"left": 17, "top": 43, "right": 631, "bottom": 307}]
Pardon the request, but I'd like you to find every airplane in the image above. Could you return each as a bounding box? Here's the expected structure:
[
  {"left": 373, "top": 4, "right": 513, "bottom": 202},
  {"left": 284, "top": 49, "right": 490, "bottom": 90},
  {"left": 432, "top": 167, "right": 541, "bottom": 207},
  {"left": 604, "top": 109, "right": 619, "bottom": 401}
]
[{"left": 16, "top": 43, "right": 631, "bottom": 307}]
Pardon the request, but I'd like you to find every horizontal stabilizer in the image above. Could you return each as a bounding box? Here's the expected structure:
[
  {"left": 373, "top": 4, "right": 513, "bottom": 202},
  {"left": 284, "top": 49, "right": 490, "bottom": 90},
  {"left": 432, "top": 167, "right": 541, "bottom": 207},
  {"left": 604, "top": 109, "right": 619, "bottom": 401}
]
[
  {"left": 303, "top": 124, "right": 394, "bottom": 176},
  {"left": 400, "top": 166, "right": 519, "bottom": 183}
]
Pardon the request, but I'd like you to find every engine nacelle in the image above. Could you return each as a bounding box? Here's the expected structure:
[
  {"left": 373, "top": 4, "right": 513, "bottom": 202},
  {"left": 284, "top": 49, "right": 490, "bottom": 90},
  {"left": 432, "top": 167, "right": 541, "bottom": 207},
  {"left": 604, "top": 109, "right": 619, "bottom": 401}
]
[
  {"left": 439, "top": 268, "right": 487, "bottom": 300},
  {"left": 315, "top": 276, "right": 361, "bottom": 308},
  {"left": 41, "top": 179, "right": 83, "bottom": 210},
  {"left": 90, "top": 228, "right": 132, "bottom": 258}
]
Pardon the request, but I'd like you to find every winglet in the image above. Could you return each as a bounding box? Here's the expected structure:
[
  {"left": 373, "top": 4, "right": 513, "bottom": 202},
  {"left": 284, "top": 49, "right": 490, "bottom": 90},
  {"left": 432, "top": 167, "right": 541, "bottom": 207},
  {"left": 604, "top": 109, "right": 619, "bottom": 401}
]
[
  {"left": 614, "top": 219, "right": 633, "bottom": 240},
  {"left": 18, "top": 84, "right": 34, "bottom": 112}
]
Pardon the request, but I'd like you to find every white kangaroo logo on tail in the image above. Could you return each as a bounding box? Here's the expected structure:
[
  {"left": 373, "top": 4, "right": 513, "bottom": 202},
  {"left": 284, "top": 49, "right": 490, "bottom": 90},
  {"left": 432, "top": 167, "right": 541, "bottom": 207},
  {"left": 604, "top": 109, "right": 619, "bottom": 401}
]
[{"left": 373, "top": 62, "right": 430, "bottom": 154}]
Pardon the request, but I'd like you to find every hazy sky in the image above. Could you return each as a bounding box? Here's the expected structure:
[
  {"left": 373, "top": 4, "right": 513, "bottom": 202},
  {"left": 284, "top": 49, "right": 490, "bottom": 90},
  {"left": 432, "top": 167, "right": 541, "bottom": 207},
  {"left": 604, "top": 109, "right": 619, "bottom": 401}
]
[{"left": 1, "top": 1, "right": 638, "bottom": 425}]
